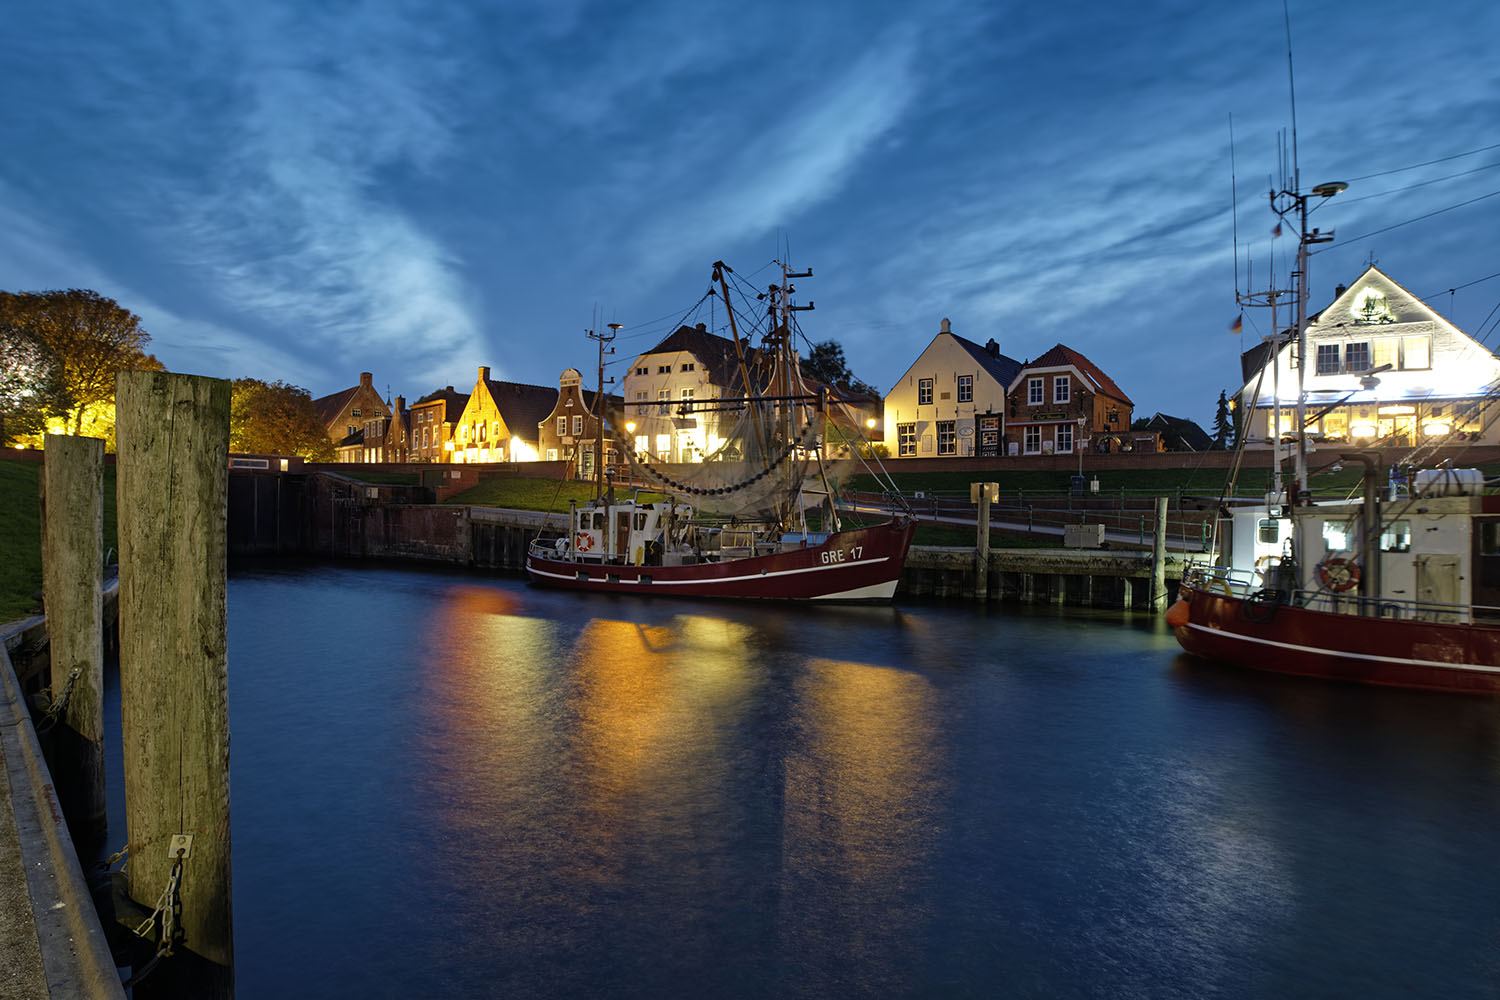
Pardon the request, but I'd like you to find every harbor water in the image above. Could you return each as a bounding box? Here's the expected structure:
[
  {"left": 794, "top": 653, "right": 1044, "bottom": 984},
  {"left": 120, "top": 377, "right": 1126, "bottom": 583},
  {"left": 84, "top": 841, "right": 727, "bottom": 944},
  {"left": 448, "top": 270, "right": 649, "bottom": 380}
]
[{"left": 105, "top": 561, "right": 1500, "bottom": 997}]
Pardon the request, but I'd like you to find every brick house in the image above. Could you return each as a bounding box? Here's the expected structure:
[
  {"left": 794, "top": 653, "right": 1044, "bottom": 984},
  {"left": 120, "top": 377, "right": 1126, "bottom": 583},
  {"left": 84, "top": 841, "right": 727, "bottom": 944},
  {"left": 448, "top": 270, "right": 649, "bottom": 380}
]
[
  {"left": 1004, "top": 344, "right": 1134, "bottom": 456},
  {"left": 452, "top": 366, "right": 557, "bottom": 463},
  {"left": 312, "top": 372, "right": 390, "bottom": 460},
  {"left": 537, "top": 368, "right": 623, "bottom": 478},
  {"left": 409, "top": 386, "right": 470, "bottom": 463}
]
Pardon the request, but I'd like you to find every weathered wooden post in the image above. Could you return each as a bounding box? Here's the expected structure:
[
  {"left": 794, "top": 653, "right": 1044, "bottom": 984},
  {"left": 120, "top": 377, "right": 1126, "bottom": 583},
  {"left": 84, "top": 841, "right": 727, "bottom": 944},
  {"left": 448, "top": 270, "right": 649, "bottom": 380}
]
[
  {"left": 39, "top": 433, "right": 107, "bottom": 844},
  {"left": 1150, "top": 495, "right": 1168, "bottom": 613},
  {"left": 115, "top": 371, "right": 233, "bottom": 997},
  {"left": 972, "top": 482, "right": 995, "bottom": 600}
]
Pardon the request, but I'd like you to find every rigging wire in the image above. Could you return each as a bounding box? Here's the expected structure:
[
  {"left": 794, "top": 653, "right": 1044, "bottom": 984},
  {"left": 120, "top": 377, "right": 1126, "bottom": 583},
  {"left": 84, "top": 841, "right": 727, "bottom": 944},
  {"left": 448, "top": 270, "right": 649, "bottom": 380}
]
[
  {"left": 1339, "top": 141, "right": 1500, "bottom": 183},
  {"left": 1313, "top": 187, "right": 1500, "bottom": 251},
  {"left": 1316, "top": 159, "right": 1500, "bottom": 210}
]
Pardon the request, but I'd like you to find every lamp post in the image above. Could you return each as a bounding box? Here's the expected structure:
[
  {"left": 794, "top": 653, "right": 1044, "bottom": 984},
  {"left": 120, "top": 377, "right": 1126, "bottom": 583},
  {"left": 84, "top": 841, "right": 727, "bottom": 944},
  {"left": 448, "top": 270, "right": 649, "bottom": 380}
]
[{"left": 1076, "top": 415, "right": 1087, "bottom": 478}]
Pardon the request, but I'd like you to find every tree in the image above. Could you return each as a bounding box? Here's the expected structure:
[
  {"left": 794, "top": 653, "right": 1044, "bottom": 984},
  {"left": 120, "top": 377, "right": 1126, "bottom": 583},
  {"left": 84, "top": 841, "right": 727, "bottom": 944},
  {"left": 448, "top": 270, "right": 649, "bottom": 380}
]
[
  {"left": 0, "top": 289, "right": 162, "bottom": 436},
  {"left": 1212, "top": 390, "right": 1234, "bottom": 449},
  {"left": 799, "top": 339, "right": 877, "bottom": 396},
  {"left": 230, "top": 378, "right": 336, "bottom": 460},
  {"left": 0, "top": 322, "right": 72, "bottom": 445}
]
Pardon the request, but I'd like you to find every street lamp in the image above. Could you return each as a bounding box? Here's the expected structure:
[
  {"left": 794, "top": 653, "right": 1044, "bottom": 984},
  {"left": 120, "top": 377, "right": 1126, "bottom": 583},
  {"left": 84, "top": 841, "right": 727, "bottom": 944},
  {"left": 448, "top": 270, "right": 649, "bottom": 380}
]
[{"left": 1076, "top": 415, "right": 1087, "bottom": 478}]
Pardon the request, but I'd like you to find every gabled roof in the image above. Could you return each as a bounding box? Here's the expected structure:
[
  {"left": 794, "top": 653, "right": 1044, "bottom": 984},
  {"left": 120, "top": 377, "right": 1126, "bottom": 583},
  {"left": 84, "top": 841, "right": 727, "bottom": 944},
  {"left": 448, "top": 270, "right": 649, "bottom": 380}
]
[
  {"left": 312, "top": 386, "right": 360, "bottom": 428},
  {"left": 951, "top": 333, "right": 1024, "bottom": 388},
  {"left": 1142, "top": 412, "right": 1213, "bottom": 451},
  {"left": 638, "top": 323, "right": 758, "bottom": 388},
  {"left": 1010, "top": 344, "right": 1133, "bottom": 406},
  {"left": 413, "top": 387, "right": 471, "bottom": 419},
  {"left": 484, "top": 380, "right": 557, "bottom": 443}
]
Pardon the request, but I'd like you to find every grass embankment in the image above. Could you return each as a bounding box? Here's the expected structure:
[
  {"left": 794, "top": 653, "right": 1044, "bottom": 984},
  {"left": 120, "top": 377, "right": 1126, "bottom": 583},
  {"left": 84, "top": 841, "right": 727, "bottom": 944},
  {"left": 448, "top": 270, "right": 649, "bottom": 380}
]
[
  {"left": 445, "top": 477, "right": 663, "bottom": 510},
  {"left": 0, "top": 459, "right": 118, "bottom": 625}
]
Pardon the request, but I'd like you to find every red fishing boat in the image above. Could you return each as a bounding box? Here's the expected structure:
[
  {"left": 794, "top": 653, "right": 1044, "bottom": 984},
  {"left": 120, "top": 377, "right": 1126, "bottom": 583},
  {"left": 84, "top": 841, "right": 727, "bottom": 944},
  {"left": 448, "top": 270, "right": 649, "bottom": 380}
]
[{"left": 526, "top": 259, "right": 916, "bottom": 603}]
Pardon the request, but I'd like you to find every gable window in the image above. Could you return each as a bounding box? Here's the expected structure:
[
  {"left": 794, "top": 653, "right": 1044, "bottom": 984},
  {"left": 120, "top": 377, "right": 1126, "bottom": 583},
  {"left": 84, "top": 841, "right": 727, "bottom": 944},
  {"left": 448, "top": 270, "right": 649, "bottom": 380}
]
[
  {"left": 1053, "top": 376, "right": 1070, "bottom": 404},
  {"left": 937, "top": 420, "right": 957, "bottom": 455},
  {"left": 352, "top": 408, "right": 362, "bottom": 418},
  {"left": 1028, "top": 377, "right": 1044, "bottom": 405},
  {"left": 573, "top": 415, "right": 583, "bottom": 435},
  {"left": 1023, "top": 426, "right": 1041, "bottom": 454},
  {"left": 897, "top": 423, "right": 916, "bottom": 457},
  {"left": 1345, "top": 341, "right": 1371, "bottom": 373},
  {"left": 657, "top": 364, "right": 671, "bottom": 374},
  {"left": 478, "top": 424, "right": 487, "bottom": 441},
  {"left": 658, "top": 389, "right": 671, "bottom": 414},
  {"left": 681, "top": 362, "right": 695, "bottom": 372},
  {"left": 1316, "top": 343, "right": 1341, "bottom": 375},
  {"left": 635, "top": 366, "right": 648, "bottom": 376},
  {"left": 957, "top": 375, "right": 973, "bottom": 403},
  {"left": 1402, "top": 336, "right": 1430, "bottom": 370},
  {"left": 1056, "top": 423, "right": 1074, "bottom": 454},
  {"left": 918, "top": 378, "right": 933, "bottom": 405},
  {"left": 557, "top": 416, "right": 567, "bottom": 436}
]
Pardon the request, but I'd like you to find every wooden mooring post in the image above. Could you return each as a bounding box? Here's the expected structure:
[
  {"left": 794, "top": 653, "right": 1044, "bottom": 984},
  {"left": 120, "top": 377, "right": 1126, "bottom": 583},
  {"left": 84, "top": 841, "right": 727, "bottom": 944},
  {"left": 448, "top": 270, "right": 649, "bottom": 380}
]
[
  {"left": 39, "top": 433, "right": 108, "bottom": 845},
  {"left": 1150, "top": 495, "right": 1168, "bottom": 613},
  {"left": 115, "top": 371, "right": 233, "bottom": 997},
  {"left": 972, "top": 482, "right": 996, "bottom": 599}
]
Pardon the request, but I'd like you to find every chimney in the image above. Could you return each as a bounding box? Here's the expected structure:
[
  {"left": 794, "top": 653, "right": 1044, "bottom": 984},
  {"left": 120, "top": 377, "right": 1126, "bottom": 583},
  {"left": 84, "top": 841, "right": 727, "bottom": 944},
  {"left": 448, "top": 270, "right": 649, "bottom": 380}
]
[
  {"left": 1335, "top": 284, "right": 1347, "bottom": 299},
  {"left": 394, "top": 395, "right": 405, "bottom": 412},
  {"left": 446, "top": 386, "right": 454, "bottom": 393},
  {"left": 940, "top": 318, "right": 951, "bottom": 334},
  {"left": 478, "top": 365, "right": 490, "bottom": 383},
  {"left": 360, "top": 371, "right": 372, "bottom": 387},
  {"left": 695, "top": 322, "right": 707, "bottom": 332}
]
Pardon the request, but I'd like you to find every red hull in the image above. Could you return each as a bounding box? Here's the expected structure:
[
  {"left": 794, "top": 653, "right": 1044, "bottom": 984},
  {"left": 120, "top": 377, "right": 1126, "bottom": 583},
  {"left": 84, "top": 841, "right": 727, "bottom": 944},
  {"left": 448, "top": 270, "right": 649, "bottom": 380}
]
[
  {"left": 1172, "top": 584, "right": 1500, "bottom": 694},
  {"left": 526, "top": 519, "right": 915, "bottom": 602}
]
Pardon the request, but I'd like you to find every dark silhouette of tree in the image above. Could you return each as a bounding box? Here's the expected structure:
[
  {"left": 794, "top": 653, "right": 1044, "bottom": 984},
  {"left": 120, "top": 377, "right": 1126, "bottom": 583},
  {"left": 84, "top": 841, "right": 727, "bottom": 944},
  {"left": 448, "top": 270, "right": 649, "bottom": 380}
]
[
  {"left": 1212, "top": 390, "right": 1234, "bottom": 449},
  {"left": 230, "top": 378, "right": 336, "bottom": 460},
  {"left": 0, "top": 290, "right": 162, "bottom": 436},
  {"left": 799, "top": 339, "right": 877, "bottom": 396},
  {"left": 0, "top": 322, "right": 72, "bottom": 445}
]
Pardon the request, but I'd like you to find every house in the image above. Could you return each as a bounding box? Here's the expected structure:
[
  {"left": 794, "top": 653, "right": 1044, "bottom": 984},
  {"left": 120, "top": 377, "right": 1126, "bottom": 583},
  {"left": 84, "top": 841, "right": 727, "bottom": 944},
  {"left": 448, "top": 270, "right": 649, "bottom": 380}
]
[
  {"left": 537, "top": 368, "right": 622, "bottom": 478},
  {"left": 452, "top": 366, "right": 557, "bottom": 463},
  {"left": 409, "top": 386, "right": 470, "bottom": 463},
  {"left": 882, "top": 319, "right": 1023, "bottom": 458},
  {"left": 1138, "top": 413, "right": 1213, "bottom": 452},
  {"left": 620, "top": 323, "right": 757, "bottom": 464},
  {"left": 1237, "top": 265, "right": 1500, "bottom": 449},
  {"left": 311, "top": 372, "right": 390, "bottom": 460},
  {"left": 1005, "top": 344, "right": 1134, "bottom": 456},
  {"left": 381, "top": 396, "right": 411, "bottom": 463}
]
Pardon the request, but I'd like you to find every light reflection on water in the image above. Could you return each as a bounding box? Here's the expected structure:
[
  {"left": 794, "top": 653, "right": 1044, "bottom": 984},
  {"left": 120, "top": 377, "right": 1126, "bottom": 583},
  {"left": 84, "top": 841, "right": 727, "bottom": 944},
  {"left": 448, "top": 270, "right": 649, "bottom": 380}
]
[{"left": 102, "top": 561, "right": 1500, "bottom": 998}]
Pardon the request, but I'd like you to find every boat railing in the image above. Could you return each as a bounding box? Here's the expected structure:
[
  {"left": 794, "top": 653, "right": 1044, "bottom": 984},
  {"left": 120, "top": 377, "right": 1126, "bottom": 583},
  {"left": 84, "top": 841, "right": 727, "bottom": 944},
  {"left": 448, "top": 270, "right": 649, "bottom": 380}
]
[{"left": 1182, "top": 564, "right": 1489, "bottom": 623}]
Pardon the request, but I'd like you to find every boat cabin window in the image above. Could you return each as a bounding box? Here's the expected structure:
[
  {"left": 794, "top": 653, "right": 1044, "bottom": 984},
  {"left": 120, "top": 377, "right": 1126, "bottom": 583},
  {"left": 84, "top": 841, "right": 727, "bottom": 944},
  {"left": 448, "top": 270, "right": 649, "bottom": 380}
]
[
  {"left": 593, "top": 513, "right": 606, "bottom": 529},
  {"left": 1321, "top": 521, "right": 1352, "bottom": 552},
  {"left": 1481, "top": 522, "right": 1500, "bottom": 555},
  {"left": 634, "top": 513, "right": 648, "bottom": 530},
  {"left": 1257, "top": 518, "right": 1279, "bottom": 544},
  {"left": 1380, "top": 520, "right": 1411, "bottom": 553},
  {"left": 578, "top": 514, "right": 589, "bottom": 531}
]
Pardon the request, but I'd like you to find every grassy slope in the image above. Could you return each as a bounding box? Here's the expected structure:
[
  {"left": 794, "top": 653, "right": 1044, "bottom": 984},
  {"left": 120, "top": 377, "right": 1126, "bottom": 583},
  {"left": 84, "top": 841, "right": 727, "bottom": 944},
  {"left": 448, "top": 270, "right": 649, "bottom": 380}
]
[{"left": 0, "top": 459, "right": 118, "bottom": 625}]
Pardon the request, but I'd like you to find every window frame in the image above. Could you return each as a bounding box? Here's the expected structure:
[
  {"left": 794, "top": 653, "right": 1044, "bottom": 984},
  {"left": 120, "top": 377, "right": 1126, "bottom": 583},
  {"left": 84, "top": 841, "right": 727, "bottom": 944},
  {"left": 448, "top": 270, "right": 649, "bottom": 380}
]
[
  {"left": 897, "top": 423, "right": 917, "bottom": 457},
  {"left": 1053, "top": 376, "right": 1070, "bottom": 404},
  {"left": 1055, "top": 423, "right": 1073, "bottom": 454},
  {"left": 918, "top": 378, "right": 933, "bottom": 405},
  {"left": 1023, "top": 426, "right": 1041, "bottom": 454},
  {"left": 957, "top": 374, "right": 973, "bottom": 403},
  {"left": 936, "top": 420, "right": 957, "bottom": 455},
  {"left": 1028, "top": 378, "right": 1044, "bottom": 405}
]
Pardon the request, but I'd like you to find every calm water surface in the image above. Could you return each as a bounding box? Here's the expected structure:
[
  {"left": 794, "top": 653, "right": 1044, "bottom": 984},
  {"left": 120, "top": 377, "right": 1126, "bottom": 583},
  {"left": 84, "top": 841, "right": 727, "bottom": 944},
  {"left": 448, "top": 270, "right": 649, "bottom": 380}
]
[{"left": 107, "top": 561, "right": 1500, "bottom": 997}]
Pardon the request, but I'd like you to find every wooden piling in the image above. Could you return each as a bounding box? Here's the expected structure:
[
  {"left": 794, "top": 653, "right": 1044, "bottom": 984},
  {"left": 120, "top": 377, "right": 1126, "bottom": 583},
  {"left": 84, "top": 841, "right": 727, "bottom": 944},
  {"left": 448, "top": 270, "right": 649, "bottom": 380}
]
[
  {"left": 974, "top": 483, "right": 992, "bottom": 600},
  {"left": 39, "top": 433, "right": 107, "bottom": 844},
  {"left": 115, "top": 371, "right": 233, "bottom": 996},
  {"left": 1150, "top": 496, "right": 1168, "bottom": 613}
]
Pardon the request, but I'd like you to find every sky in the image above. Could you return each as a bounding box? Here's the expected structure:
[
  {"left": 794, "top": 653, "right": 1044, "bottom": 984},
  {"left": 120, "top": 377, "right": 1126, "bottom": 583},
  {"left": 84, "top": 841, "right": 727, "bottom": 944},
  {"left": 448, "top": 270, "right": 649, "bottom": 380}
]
[{"left": 4, "top": 0, "right": 1499, "bottom": 426}]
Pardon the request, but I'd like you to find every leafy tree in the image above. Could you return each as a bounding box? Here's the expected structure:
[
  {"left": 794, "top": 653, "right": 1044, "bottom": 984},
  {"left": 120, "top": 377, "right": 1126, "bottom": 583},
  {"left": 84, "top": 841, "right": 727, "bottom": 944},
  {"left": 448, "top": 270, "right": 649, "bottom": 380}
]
[
  {"left": 799, "top": 339, "right": 877, "bottom": 396},
  {"left": 0, "top": 289, "right": 162, "bottom": 436},
  {"left": 1212, "top": 390, "right": 1234, "bottom": 449},
  {"left": 230, "top": 378, "right": 336, "bottom": 460},
  {"left": 0, "top": 322, "right": 72, "bottom": 445}
]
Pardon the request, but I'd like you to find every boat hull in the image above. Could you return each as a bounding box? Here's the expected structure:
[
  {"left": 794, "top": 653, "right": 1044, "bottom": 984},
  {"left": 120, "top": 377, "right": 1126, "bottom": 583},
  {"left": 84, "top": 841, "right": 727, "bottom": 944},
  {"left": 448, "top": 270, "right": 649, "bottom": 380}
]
[
  {"left": 526, "top": 520, "right": 916, "bottom": 602},
  {"left": 1171, "top": 584, "right": 1500, "bottom": 694}
]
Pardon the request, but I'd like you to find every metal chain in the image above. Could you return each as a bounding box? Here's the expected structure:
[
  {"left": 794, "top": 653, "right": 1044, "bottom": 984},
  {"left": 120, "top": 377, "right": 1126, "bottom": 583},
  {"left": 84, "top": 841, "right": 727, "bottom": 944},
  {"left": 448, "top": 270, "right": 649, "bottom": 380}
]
[
  {"left": 121, "top": 848, "right": 187, "bottom": 988},
  {"left": 36, "top": 668, "right": 81, "bottom": 734}
]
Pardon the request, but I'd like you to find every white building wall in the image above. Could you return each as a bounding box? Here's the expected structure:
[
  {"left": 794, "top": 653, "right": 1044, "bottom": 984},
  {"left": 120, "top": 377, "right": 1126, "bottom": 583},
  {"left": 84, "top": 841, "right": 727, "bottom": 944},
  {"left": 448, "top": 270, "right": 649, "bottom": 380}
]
[
  {"left": 621, "top": 348, "right": 726, "bottom": 463},
  {"left": 882, "top": 334, "right": 1006, "bottom": 458}
]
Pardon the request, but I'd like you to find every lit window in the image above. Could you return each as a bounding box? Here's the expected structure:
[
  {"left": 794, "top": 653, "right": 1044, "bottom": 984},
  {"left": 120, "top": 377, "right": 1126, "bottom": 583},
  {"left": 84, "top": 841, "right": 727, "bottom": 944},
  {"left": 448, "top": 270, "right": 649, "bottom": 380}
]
[
  {"left": 897, "top": 423, "right": 916, "bottom": 457},
  {"left": 1028, "top": 378, "right": 1043, "bottom": 405},
  {"left": 1056, "top": 423, "right": 1073, "bottom": 454},
  {"left": 353, "top": 408, "right": 362, "bottom": 418},
  {"left": 1322, "top": 520, "right": 1351, "bottom": 552},
  {"left": 937, "top": 420, "right": 956, "bottom": 455},
  {"left": 1402, "top": 336, "right": 1430, "bottom": 370},
  {"left": 1381, "top": 520, "right": 1411, "bottom": 553},
  {"left": 680, "top": 387, "right": 694, "bottom": 407},
  {"left": 918, "top": 378, "right": 933, "bottom": 405},
  {"left": 1054, "top": 376, "right": 1070, "bottom": 404},
  {"left": 1024, "top": 426, "right": 1041, "bottom": 453},
  {"left": 1372, "top": 340, "right": 1396, "bottom": 371},
  {"left": 557, "top": 416, "right": 567, "bottom": 436},
  {"left": 1316, "top": 344, "right": 1341, "bottom": 375},
  {"left": 957, "top": 375, "right": 973, "bottom": 403}
]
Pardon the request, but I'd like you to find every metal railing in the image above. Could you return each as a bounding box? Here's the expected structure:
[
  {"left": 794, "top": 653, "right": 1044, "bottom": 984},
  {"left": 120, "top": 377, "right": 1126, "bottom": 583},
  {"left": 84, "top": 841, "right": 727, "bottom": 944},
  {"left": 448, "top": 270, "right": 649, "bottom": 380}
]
[{"left": 1181, "top": 564, "right": 1496, "bottom": 623}]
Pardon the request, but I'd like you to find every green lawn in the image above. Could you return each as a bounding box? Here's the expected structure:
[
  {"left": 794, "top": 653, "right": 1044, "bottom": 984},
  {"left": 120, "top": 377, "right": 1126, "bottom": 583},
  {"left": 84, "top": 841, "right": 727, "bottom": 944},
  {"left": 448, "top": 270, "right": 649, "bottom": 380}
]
[
  {"left": 0, "top": 459, "right": 118, "bottom": 625},
  {"left": 445, "top": 476, "right": 663, "bottom": 510}
]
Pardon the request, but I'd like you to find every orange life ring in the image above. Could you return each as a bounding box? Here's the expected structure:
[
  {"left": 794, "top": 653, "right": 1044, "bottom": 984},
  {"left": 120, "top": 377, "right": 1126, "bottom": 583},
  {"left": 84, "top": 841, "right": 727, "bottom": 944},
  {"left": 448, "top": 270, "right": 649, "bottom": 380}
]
[
  {"left": 575, "top": 531, "right": 594, "bottom": 552},
  {"left": 1317, "top": 557, "right": 1360, "bottom": 592}
]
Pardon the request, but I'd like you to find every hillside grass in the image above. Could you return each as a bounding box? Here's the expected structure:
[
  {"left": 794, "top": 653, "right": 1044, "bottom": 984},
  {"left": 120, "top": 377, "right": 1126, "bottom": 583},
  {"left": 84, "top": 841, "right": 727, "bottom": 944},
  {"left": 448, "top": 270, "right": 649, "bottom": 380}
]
[
  {"left": 444, "top": 476, "right": 664, "bottom": 509},
  {"left": 0, "top": 459, "right": 118, "bottom": 625}
]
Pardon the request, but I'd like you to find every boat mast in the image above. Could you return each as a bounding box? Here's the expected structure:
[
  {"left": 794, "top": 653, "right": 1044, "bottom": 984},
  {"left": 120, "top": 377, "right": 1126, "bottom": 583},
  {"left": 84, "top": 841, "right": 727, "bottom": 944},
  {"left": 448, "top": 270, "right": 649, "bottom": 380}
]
[{"left": 588, "top": 323, "right": 618, "bottom": 502}]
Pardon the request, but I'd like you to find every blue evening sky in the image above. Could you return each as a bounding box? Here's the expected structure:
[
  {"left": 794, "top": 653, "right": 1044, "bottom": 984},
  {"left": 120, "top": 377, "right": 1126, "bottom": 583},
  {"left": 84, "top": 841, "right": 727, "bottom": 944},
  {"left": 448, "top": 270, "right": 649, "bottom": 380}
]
[{"left": 4, "top": 1, "right": 1498, "bottom": 425}]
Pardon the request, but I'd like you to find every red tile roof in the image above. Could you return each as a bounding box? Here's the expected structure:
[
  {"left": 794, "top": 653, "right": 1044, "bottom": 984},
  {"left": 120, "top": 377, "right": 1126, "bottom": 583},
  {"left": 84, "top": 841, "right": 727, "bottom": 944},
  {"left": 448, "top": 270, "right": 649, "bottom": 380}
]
[{"left": 1014, "top": 344, "right": 1133, "bottom": 406}]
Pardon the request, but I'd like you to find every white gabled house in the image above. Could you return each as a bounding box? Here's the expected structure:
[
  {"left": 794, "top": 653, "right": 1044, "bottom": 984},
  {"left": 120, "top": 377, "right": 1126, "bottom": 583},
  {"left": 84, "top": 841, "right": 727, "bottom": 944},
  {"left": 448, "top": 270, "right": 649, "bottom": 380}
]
[
  {"left": 1238, "top": 266, "right": 1500, "bottom": 449},
  {"left": 882, "top": 319, "right": 1023, "bottom": 458}
]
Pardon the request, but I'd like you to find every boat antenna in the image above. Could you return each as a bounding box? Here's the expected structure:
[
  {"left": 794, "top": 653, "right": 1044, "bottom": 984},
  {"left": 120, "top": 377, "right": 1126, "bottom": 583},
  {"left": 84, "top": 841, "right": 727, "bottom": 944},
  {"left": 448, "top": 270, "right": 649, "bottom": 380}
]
[
  {"left": 1283, "top": 0, "right": 1300, "bottom": 199},
  {"left": 1230, "top": 113, "right": 1241, "bottom": 299}
]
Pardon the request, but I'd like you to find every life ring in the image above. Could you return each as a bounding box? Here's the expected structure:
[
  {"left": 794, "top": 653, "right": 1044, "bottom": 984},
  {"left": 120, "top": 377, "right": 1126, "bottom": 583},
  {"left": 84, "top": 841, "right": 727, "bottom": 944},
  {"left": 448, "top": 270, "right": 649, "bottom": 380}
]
[
  {"left": 575, "top": 532, "right": 594, "bottom": 552},
  {"left": 1317, "top": 557, "right": 1360, "bottom": 592}
]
